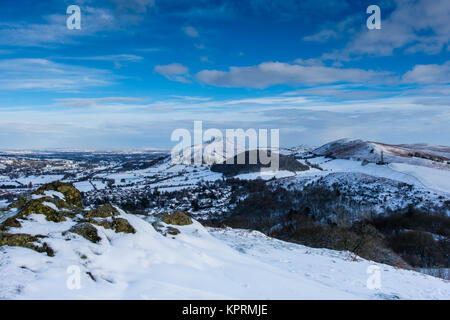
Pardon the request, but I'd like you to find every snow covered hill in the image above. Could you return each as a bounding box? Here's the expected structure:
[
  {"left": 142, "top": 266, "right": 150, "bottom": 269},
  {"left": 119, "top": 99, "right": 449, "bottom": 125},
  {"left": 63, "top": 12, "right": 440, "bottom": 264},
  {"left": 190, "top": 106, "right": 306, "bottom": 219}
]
[
  {"left": 172, "top": 136, "right": 247, "bottom": 166},
  {"left": 313, "top": 139, "right": 450, "bottom": 170},
  {"left": 0, "top": 182, "right": 449, "bottom": 300},
  {"left": 301, "top": 156, "right": 450, "bottom": 198}
]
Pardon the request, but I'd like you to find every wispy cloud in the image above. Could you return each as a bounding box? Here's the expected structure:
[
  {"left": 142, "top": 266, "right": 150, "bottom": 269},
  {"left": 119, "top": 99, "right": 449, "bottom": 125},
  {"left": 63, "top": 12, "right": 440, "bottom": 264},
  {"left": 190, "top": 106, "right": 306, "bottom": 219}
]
[
  {"left": 59, "top": 54, "right": 143, "bottom": 62},
  {"left": 112, "top": 0, "right": 155, "bottom": 14},
  {"left": 2, "top": 93, "right": 449, "bottom": 149},
  {"left": 0, "top": 7, "right": 116, "bottom": 47},
  {"left": 154, "top": 63, "right": 191, "bottom": 83},
  {"left": 303, "top": 29, "right": 340, "bottom": 43},
  {"left": 0, "top": 58, "right": 114, "bottom": 91},
  {"left": 182, "top": 25, "right": 199, "bottom": 38},
  {"left": 402, "top": 61, "right": 450, "bottom": 84},
  {"left": 316, "top": 0, "right": 450, "bottom": 60},
  {"left": 196, "top": 61, "right": 392, "bottom": 88},
  {"left": 302, "top": 14, "right": 359, "bottom": 44},
  {"left": 284, "top": 85, "right": 401, "bottom": 100},
  {"left": 58, "top": 97, "right": 148, "bottom": 108}
]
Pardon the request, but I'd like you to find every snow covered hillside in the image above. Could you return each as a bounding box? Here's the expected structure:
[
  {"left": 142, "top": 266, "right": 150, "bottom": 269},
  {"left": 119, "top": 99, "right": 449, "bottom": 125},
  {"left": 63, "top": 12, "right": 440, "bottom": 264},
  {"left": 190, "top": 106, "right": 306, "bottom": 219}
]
[
  {"left": 0, "top": 182, "right": 449, "bottom": 300},
  {"left": 273, "top": 157, "right": 450, "bottom": 214},
  {"left": 171, "top": 136, "right": 247, "bottom": 166},
  {"left": 313, "top": 139, "right": 450, "bottom": 170}
]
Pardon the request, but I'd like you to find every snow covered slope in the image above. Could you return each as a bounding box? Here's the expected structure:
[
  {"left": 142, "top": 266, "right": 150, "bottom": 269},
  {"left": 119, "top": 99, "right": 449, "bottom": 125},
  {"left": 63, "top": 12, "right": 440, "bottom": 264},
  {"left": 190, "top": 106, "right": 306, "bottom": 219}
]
[
  {"left": 172, "top": 136, "right": 246, "bottom": 166},
  {"left": 0, "top": 183, "right": 449, "bottom": 300},
  {"left": 313, "top": 139, "right": 450, "bottom": 169},
  {"left": 388, "top": 163, "right": 450, "bottom": 194},
  {"left": 1, "top": 214, "right": 449, "bottom": 300},
  {"left": 209, "top": 228, "right": 450, "bottom": 300},
  {"left": 300, "top": 156, "right": 450, "bottom": 197}
]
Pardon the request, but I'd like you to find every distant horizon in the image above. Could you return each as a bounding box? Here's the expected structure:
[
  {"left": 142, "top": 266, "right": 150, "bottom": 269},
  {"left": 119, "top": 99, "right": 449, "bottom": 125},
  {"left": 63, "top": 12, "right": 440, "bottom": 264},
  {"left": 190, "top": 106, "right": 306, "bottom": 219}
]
[{"left": 1, "top": 137, "right": 449, "bottom": 153}]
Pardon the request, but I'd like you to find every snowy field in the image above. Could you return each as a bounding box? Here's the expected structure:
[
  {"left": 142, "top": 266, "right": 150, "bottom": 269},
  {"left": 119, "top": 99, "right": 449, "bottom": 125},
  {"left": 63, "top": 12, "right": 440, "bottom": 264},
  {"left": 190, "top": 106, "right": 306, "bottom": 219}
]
[{"left": 16, "top": 175, "right": 65, "bottom": 186}]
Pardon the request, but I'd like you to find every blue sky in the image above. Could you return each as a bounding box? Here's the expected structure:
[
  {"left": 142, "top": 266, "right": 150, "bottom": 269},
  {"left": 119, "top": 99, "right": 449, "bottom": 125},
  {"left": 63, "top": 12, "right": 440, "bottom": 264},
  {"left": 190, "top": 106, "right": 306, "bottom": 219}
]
[{"left": 0, "top": 0, "right": 448, "bottom": 149}]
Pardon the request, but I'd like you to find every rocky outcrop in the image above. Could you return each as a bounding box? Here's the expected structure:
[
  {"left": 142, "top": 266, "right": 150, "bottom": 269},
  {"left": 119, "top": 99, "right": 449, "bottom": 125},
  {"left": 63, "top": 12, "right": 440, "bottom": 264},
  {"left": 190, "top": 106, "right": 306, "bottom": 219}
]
[
  {"left": 0, "top": 182, "right": 137, "bottom": 256},
  {"left": 67, "top": 223, "right": 101, "bottom": 243},
  {"left": 34, "top": 182, "right": 83, "bottom": 208},
  {"left": 0, "top": 233, "right": 54, "bottom": 256},
  {"left": 161, "top": 211, "right": 193, "bottom": 226},
  {"left": 84, "top": 203, "right": 120, "bottom": 218}
]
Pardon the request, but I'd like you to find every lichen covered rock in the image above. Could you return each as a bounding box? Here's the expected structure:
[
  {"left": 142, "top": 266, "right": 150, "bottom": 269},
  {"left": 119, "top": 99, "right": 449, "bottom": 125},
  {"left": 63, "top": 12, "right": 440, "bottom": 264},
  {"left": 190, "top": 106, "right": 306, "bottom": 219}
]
[
  {"left": 68, "top": 223, "right": 101, "bottom": 243},
  {"left": 0, "top": 233, "right": 54, "bottom": 256},
  {"left": 20, "top": 199, "right": 66, "bottom": 222},
  {"left": 161, "top": 212, "right": 192, "bottom": 226},
  {"left": 87, "top": 216, "right": 136, "bottom": 234},
  {"left": 0, "top": 217, "right": 22, "bottom": 231},
  {"left": 1, "top": 183, "right": 81, "bottom": 230},
  {"left": 84, "top": 203, "right": 119, "bottom": 218},
  {"left": 34, "top": 182, "right": 82, "bottom": 208},
  {"left": 111, "top": 218, "right": 136, "bottom": 234},
  {"left": 167, "top": 226, "right": 180, "bottom": 236},
  {"left": 7, "top": 195, "right": 28, "bottom": 210},
  {"left": 152, "top": 221, "right": 164, "bottom": 233},
  {"left": 1, "top": 182, "right": 139, "bottom": 257},
  {"left": 151, "top": 221, "right": 180, "bottom": 237}
]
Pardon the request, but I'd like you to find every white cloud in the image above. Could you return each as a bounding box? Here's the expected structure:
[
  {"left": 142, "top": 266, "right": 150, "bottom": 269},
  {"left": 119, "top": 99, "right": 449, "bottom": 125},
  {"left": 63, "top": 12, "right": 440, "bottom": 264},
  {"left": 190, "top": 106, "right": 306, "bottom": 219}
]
[
  {"left": 2, "top": 93, "right": 449, "bottom": 149},
  {"left": 61, "top": 54, "right": 143, "bottom": 62},
  {"left": 200, "top": 56, "right": 212, "bottom": 63},
  {"left": 320, "top": 0, "right": 450, "bottom": 60},
  {"left": 294, "top": 58, "right": 324, "bottom": 66},
  {"left": 112, "top": 0, "right": 155, "bottom": 14},
  {"left": 182, "top": 25, "right": 199, "bottom": 38},
  {"left": 402, "top": 62, "right": 450, "bottom": 84},
  {"left": 58, "top": 97, "right": 148, "bottom": 108},
  {"left": 284, "top": 85, "right": 398, "bottom": 100},
  {"left": 302, "top": 14, "right": 359, "bottom": 44},
  {"left": 0, "top": 58, "right": 113, "bottom": 91},
  {"left": 107, "top": 0, "right": 158, "bottom": 26},
  {"left": 154, "top": 63, "right": 188, "bottom": 75},
  {"left": 196, "top": 61, "right": 391, "bottom": 88},
  {"left": 0, "top": 7, "right": 116, "bottom": 47},
  {"left": 303, "top": 29, "right": 340, "bottom": 43},
  {"left": 154, "top": 63, "right": 191, "bottom": 83}
]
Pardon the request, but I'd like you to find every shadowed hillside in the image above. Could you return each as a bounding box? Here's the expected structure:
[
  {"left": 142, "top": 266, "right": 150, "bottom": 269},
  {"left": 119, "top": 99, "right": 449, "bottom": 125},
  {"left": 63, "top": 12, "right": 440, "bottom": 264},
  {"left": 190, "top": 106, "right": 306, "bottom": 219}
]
[{"left": 211, "top": 150, "right": 309, "bottom": 176}]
